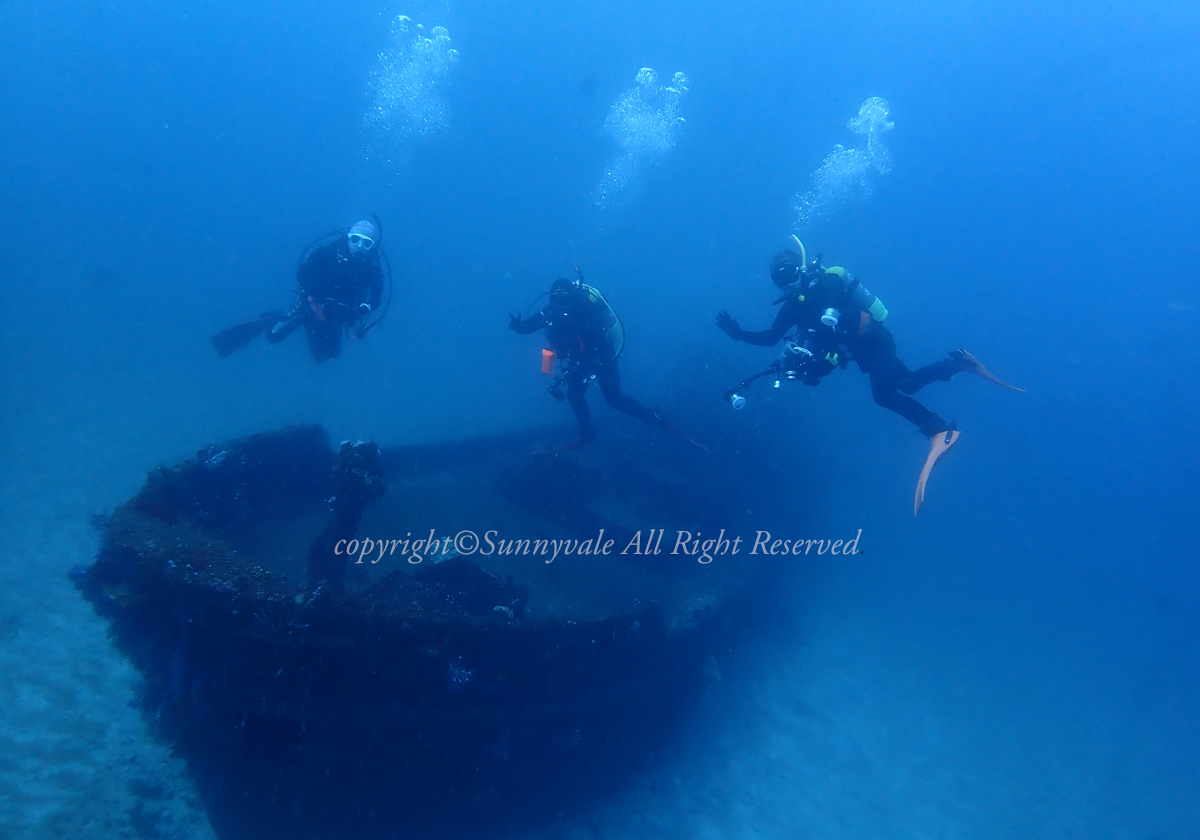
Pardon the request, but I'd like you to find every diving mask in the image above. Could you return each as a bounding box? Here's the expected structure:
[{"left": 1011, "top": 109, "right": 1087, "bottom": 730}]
[
  {"left": 771, "top": 261, "right": 800, "bottom": 289},
  {"left": 348, "top": 220, "right": 378, "bottom": 256},
  {"left": 348, "top": 233, "right": 375, "bottom": 255}
]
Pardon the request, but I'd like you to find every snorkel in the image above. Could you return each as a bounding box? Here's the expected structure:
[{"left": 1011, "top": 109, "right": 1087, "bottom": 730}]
[{"left": 790, "top": 234, "right": 807, "bottom": 268}]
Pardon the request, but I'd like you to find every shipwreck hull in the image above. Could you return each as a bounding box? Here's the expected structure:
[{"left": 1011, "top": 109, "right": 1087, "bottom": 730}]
[{"left": 75, "top": 424, "right": 779, "bottom": 838}]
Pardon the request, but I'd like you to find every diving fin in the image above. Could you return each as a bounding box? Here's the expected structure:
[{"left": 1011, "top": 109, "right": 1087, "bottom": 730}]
[
  {"left": 954, "top": 348, "right": 1026, "bottom": 393},
  {"left": 914, "top": 428, "right": 961, "bottom": 516},
  {"left": 210, "top": 312, "right": 281, "bottom": 358},
  {"left": 553, "top": 435, "right": 596, "bottom": 454},
  {"left": 660, "top": 420, "right": 710, "bottom": 452},
  {"left": 647, "top": 407, "right": 709, "bottom": 452}
]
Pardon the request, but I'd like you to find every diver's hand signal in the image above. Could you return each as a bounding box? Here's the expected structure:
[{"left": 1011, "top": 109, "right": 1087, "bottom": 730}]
[{"left": 716, "top": 311, "right": 741, "bottom": 339}]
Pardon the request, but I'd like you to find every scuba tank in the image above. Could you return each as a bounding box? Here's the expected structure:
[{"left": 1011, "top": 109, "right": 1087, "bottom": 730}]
[
  {"left": 824, "top": 266, "right": 888, "bottom": 323},
  {"left": 791, "top": 235, "right": 888, "bottom": 323},
  {"left": 566, "top": 266, "right": 625, "bottom": 363}
]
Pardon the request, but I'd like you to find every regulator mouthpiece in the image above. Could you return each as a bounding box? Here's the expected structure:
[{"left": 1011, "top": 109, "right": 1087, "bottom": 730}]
[
  {"left": 821, "top": 308, "right": 840, "bottom": 329},
  {"left": 728, "top": 392, "right": 746, "bottom": 410}
]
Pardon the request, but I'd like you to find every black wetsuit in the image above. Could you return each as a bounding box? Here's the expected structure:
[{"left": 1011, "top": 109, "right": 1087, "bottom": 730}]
[
  {"left": 268, "top": 239, "right": 383, "bottom": 364},
  {"left": 733, "top": 270, "right": 961, "bottom": 437},
  {"left": 512, "top": 286, "right": 658, "bottom": 440}
]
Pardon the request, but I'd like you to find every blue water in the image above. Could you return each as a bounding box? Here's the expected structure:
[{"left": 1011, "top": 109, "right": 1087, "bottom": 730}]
[{"left": 1, "top": 0, "right": 1198, "bottom": 836}]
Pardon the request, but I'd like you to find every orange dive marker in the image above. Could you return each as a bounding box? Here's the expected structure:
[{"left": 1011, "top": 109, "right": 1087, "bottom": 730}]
[{"left": 541, "top": 348, "right": 555, "bottom": 375}]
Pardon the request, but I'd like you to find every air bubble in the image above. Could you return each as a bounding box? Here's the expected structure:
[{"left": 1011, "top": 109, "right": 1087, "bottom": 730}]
[
  {"left": 793, "top": 98, "right": 894, "bottom": 230},
  {"left": 593, "top": 67, "right": 690, "bottom": 209},
  {"left": 365, "top": 14, "right": 460, "bottom": 160}
]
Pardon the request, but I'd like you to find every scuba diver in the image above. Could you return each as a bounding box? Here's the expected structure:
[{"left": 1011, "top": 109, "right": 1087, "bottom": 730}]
[
  {"left": 716, "top": 237, "right": 1023, "bottom": 514},
  {"left": 210, "top": 219, "right": 391, "bottom": 364},
  {"left": 510, "top": 273, "right": 705, "bottom": 451}
]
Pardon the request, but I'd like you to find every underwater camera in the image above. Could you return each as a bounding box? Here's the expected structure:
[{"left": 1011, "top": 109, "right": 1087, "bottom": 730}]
[{"left": 781, "top": 341, "right": 813, "bottom": 374}]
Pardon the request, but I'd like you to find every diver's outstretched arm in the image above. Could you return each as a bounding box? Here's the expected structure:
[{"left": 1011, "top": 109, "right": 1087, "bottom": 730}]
[
  {"left": 716, "top": 302, "right": 794, "bottom": 346},
  {"left": 509, "top": 311, "right": 548, "bottom": 335}
]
